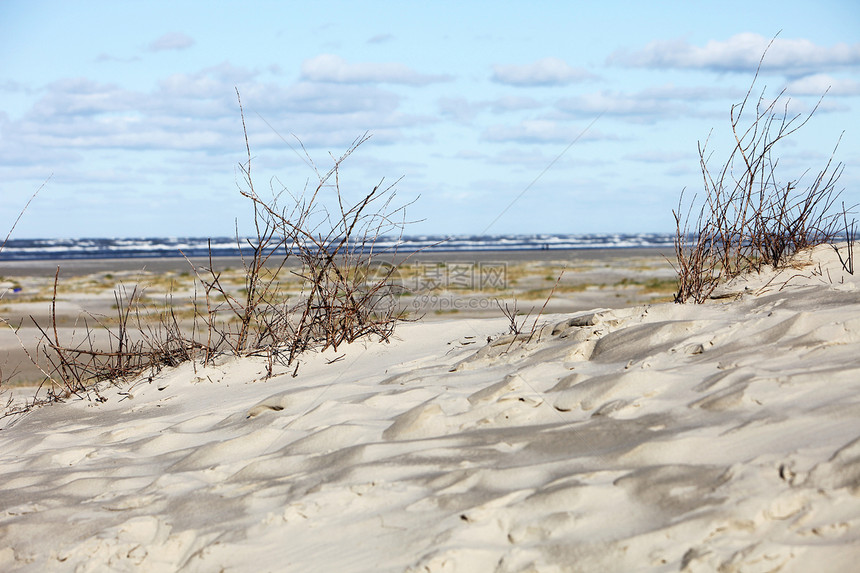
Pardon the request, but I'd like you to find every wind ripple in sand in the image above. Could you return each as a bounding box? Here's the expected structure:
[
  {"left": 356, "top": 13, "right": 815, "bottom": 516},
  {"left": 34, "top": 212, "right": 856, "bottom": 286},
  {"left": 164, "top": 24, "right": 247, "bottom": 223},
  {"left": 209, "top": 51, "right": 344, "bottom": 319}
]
[{"left": 2, "top": 246, "right": 860, "bottom": 571}]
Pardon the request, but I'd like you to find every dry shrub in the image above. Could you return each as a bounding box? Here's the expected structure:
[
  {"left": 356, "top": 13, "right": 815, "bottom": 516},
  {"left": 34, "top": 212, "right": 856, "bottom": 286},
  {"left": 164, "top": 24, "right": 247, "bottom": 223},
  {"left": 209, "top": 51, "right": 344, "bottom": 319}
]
[
  {"left": 674, "top": 38, "right": 852, "bottom": 303},
  {"left": 191, "top": 92, "right": 415, "bottom": 372},
  {"left": 19, "top": 92, "right": 414, "bottom": 406},
  {"left": 28, "top": 277, "right": 196, "bottom": 402},
  {"left": 495, "top": 269, "right": 564, "bottom": 352}
]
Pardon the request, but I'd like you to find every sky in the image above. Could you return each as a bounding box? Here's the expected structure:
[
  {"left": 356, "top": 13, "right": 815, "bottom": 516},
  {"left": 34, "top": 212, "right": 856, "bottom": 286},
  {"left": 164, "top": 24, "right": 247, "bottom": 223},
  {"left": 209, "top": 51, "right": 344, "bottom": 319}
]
[{"left": 2, "top": 0, "right": 859, "bottom": 239}]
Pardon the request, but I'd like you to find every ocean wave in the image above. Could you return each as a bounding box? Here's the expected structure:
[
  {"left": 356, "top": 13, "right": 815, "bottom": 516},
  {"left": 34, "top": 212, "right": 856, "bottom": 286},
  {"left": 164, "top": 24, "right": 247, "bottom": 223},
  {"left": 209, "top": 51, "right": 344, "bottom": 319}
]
[{"left": 0, "top": 234, "right": 676, "bottom": 261}]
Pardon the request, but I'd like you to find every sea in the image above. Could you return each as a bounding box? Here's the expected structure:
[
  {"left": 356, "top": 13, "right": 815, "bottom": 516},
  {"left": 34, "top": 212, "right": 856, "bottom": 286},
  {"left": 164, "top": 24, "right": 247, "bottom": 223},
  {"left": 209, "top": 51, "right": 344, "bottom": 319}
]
[{"left": 0, "top": 234, "right": 676, "bottom": 261}]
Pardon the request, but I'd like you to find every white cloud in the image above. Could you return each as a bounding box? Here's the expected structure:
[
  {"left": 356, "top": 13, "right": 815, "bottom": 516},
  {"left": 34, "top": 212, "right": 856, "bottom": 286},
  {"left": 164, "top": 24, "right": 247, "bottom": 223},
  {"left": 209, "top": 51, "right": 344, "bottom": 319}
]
[
  {"left": 437, "top": 97, "right": 485, "bottom": 123},
  {"left": 625, "top": 151, "right": 689, "bottom": 164},
  {"left": 437, "top": 95, "right": 542, "bottom": 124},
  {"left": 156, "top": 62, "right": 260, "bottom": 109},
  {"left": 453, "top": 149, "right": 487, "bottom": 161},
  {"left": 0, "top": 130, "right": 80, "bottom": 167},
  {"left": 367, "top": 33, "right": 394, "bottom": 45},
  {"left": 491, "top": 57, "right": 595, "bottom": 87},
  {"left": 30, "top": 78, "right": 146, "bottom": 117},
  {"left": 277, "top": 82, "right": 400, "bottom": 115},
  {"left": 0, "top": 80, "right": 35, "bottom": 94},
  {"left": 785, "top": 74, "right": 860, "bottom": 96},
  {"left": 482, "top": 120, "right": 605, "bottom": 144},
  {"left": 482, "top": 148, "right": 600, "bottom": 169},
  {"left": 609, "top": 33, "right": 860, "bottom": 75},
  {"left": 489, "top": 96, "right": 542, "bottom": 112},
  {"left": 2, "top": 62, "right": 423, "bottom": 164},
  {"left": 301, "top": 54, "right": 452, "bottom": 85},
  {"left": 95, "top": 53, "right": 140, "bottom": 64},
  {"left": 636, "top": 83, "right": 741, "bottom": 101},
  {"left": 557, "top": 91, "right": 688, "bottom": 122},
  {"left": 148, "top": 32, "right": 195, "bottom": 52}
]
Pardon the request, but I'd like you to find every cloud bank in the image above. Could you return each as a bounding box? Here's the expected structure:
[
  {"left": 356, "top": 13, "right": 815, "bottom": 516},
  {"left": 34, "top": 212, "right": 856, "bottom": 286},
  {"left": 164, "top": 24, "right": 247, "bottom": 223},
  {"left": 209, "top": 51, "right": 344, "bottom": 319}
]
[
  {"left": 492, "top": 57, "right": 596, "bottom": 86},
  {"left": 609, "top": 33, "right": 860, "bottom": 75},
  {"left": 301, "top": 55, "right": 452, "bottom": 86}
]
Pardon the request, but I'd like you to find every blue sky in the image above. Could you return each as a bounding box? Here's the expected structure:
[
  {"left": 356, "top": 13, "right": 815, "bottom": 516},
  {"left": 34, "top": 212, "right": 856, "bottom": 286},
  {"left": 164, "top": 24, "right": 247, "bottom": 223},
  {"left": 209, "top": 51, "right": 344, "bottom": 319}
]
[{"left": 2, "top": 1, "right": 859, "bottom": 239}]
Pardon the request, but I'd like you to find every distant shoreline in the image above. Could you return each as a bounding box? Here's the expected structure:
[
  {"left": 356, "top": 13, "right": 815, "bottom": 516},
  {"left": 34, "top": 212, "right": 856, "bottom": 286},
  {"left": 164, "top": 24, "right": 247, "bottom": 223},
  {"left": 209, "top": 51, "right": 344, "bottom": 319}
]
[
  {"left": 0, "top": 234, "right": 677, "bottom": 265},
  {"left": 0, "top": 247, "right": 672, "bottom": 278}
]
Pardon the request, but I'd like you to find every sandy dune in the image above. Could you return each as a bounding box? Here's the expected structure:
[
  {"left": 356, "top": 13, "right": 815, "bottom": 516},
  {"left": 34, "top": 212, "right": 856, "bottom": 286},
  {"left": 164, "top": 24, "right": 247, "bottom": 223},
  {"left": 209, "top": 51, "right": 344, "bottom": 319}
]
[
  {"left": 2, "top": 244, "right": 860, "bottom": 571},
  {"left": 0, "top": 249, "right": 676, "bottom": 386}
]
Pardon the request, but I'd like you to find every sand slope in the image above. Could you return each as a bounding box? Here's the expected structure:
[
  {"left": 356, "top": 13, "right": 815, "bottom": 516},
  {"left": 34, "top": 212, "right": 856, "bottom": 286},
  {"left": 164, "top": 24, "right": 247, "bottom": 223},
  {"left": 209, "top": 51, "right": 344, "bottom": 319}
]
[{"left": 2, "top": 245, "right": 860, "bottom": 572}]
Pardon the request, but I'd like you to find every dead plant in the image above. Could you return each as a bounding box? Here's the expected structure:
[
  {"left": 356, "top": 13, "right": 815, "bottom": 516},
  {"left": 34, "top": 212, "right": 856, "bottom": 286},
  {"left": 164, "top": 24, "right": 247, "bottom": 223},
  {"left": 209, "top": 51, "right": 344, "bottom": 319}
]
[
  {"left": 225, "top": 89, "right": 416, "bottom": 369},
  {"left": 674, "top": 36, "right": 852, "bottom": 303},
  {"left": 495, "top": 268, "right": 564, "bottom": 351},
  {"left": 497, "top": 299, "right": 529, "bottom": 337},
  {"left": 28, "top": 275, "right": 199, "bottom": 401},
  {"left": 22, "top": 91, "right": 417, "bottom": 402}
]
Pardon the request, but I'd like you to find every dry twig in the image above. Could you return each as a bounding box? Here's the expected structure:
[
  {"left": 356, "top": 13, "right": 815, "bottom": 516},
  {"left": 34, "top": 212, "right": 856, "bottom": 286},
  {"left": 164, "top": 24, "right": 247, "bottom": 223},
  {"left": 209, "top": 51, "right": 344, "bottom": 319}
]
[{"left": 673, "top": 36, "right": 852, "bottom": 302}]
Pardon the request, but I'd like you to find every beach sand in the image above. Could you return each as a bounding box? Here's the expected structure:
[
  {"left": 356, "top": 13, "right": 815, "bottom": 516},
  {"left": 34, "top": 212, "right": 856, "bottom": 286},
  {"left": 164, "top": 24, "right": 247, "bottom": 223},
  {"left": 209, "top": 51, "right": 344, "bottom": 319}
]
[
  {"left": 2, "top": 244, "right": 860, "bottom": 571},
  {"left": 0, "top": 249, "right": 676, "bottom": 386}
]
